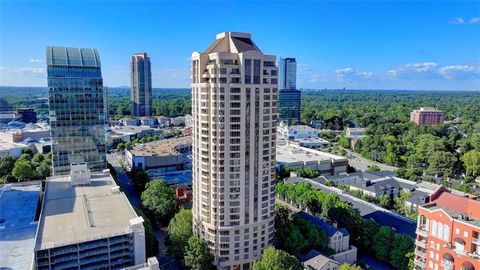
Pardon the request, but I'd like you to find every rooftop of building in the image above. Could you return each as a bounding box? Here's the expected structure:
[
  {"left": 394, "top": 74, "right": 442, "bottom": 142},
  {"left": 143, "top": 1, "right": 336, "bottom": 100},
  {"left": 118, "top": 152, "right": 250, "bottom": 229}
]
[
  {"left": 204, "top": 32, "right": 261, "bottom": 54},
  {"left": 46, "top": 46, "right": 101, "bottom": 67},
  {"left": 302, "top": 250, "right": 340, "bottom": 270},
  {"left": 0, "top": 181, "right": 41, "bottom": 270},
  {"left": 296, "top": 211, "right": 350, "bottom": 237},
  {"left": 35, "top": 169, "right": 138, "bottom": 251},
  {"left": 276, "top": 140, "right": 347, "bottom": 163},
  {"left": 0, "top": 139, "right": 28, "bottom": 150},
  {"left": 280, "top": 124, "right": 320, "bottom": 132},
  {"left": 421, "top": 187, "right": 480, "bottom": 228},
  {"left": 346, "top": 127, "right": 366, "bottom": 131},
  {"left": 129, "top": 136, "right": 192, "bottom": 157},
  {"left": 413, "top": 107, "right": 443, "bottom": 113},
  {"left": 111, "top": 125, "right": 154, "bottom": 135}
]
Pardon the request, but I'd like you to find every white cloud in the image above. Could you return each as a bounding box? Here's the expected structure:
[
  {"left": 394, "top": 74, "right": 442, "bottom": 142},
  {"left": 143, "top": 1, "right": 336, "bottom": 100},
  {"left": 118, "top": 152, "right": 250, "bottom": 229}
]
[
  {"left": 450, "top": 17, "right": 480, "bottom": 25},
  {"left": 0, "top": 66, "right": 46, "bottom": 74},
  {"left": 388, "top": 62, "right": 438, "bottom": 78},
  {"left": 29, "top": 59, "right": 45, "bottom": 64},
  {"left": 438, "top": 64, "right": 480, "bottom": 79},
  {"left": 450, "top": 17, "right": 465, "bottom": 24},
  {"left": 470, "top": 17, "right": 480, "bottom": 24},
  {"left": 335, "top": 67, "right": 373, "bottom": 81}
]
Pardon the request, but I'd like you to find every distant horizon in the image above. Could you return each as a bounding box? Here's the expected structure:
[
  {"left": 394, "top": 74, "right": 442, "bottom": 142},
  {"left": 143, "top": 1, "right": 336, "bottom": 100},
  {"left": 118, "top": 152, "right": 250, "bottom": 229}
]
[{"left": 1, "top": 85, "right": 479, "bottom": 92}]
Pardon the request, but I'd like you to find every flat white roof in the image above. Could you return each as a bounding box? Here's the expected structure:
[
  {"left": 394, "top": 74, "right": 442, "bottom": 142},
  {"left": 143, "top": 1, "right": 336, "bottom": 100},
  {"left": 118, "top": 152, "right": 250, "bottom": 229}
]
[
  {"left": 0, "top": 182, "right": 41, "bottom": 270},
  {"left": 0, "top": 139, "right": 28, "bottom": 151},
  {"left": 276, "top": 141, "right": 346, "bottom": 164},
  {"left": 35, "top": 171, "right": 139, "bottom": 251}
]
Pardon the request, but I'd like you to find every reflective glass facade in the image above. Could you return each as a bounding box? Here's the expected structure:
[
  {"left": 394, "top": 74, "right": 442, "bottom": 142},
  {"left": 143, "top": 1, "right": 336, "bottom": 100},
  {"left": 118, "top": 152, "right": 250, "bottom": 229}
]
[
  {"left": 46, "top": 46, "right": 107, "bottom": 175},
  {"left": 278, "top": 89, "right": 301, "bottom": 124},
  {"left": 278, "top": 57, "right": 297, "bottom": 90}
]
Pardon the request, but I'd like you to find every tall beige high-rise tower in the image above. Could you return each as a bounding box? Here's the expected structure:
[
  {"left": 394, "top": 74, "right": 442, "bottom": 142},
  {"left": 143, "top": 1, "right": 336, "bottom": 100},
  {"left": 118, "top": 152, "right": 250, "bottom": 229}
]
[
  {"left": 191, "top": 32, "right": 278, "bottom": 270},
  {"left": 130, "top": 52, "right": 152, "bottom": 116}
]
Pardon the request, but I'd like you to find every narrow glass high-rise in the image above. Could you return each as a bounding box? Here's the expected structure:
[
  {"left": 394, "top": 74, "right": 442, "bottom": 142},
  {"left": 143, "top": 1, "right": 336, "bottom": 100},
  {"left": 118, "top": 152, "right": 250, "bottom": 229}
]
[
  {"left": 46, "top": 46, "right": 107, "bottom": 176},
  {"left": 278, "top": 57, "right": 296, "bottom": 91},
  {"left": 130, "top": 52, "right": 152, "bottom": 116},
  {"left": 278, "top": 57, "right": 301, "bottom": 124},
  {"left": 191, "top": 32, "right": 277, "bottom": 270}
]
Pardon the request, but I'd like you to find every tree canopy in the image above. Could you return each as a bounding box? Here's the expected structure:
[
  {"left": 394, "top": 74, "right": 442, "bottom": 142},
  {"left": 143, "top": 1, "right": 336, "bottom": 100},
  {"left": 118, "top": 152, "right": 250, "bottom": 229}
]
[
  {"left": 252, "top": 246, "right": 303, "bottom": 270},
  {"left": 141, "top": 179, "right": 179, "bottom": 223}
]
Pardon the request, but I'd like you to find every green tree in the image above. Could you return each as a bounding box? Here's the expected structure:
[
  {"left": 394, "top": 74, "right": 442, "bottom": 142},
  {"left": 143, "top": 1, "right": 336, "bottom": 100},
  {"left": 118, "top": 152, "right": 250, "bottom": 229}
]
[
  {"left": 22, "top": 147, "right": 33, "bottom": 157},
  {"left": 274, "top": 204, "right": 291, "bottom": 228},
  {"left": 141, "top": 179, "right": 179, "bottom": 223},
  {"left": 12, "top": 159, "right": 37, "bottom": 181},
  {"left": 130, "top": 168, "right": 149, "bottom": 194},
  {"left": 117, "top": 143, "right": 126, "bottom": 151},
  {"left": 373, "top": 226, "right": 395, "bottom": 262},
  {"left": 389, "top": 234, "right": 414, "bottom": 269},
  {"left": 339, "top": 264, "right": 362, "bottom": 270},
  {"left": 461, "top": 150, "right": 480, "bottom": 176},
  {"left": 0, "top": 156, "right": 15, "bottom": 180},
  {"left": 426, "top": 151, "right": 457, "bottom": 177},
  {"left": 253, "top": 246, "right": 303, "bottom": 270},
  {"left": 379, "top": 195, "right": 391, "bottom": 209},
  {"left": 36, "top": 160, "right": 51, "bottom": 179},
  {"left": 167, "top": 209, "right": 193, "bottom": 258},
  {"left": 338, "top": 136, "right": 350, "bottom": 148},
  {"left": 32, "top": 152, "right": 44, "bottom": 165},
  {"left": 367, "top": 165, "right": 380, "bottom": 172},
  {"left": 360, "top": 220, "right": 379, "bottom": 252},
  {"left": 184, "top": 236, "right": 214, "bottom": 270}
]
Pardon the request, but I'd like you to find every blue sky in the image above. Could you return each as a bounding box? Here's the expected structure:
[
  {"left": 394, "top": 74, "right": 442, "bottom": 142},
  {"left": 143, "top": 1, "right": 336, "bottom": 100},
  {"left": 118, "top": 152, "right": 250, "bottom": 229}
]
[{"left": 1, "top": 0, "right": 479, "bottom": 90}]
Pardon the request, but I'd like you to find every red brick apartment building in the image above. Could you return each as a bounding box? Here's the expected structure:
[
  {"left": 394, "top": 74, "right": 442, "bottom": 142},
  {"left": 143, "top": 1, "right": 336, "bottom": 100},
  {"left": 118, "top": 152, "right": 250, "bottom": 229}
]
[
  {"left": 410, "top": 107, "right": 445, "bottom": 125},
  {"left": 415, "top": 187, "right": 480, "bottom": 270}
]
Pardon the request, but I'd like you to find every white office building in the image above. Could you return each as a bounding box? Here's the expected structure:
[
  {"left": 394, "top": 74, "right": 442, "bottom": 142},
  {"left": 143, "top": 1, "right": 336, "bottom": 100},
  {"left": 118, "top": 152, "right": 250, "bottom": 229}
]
[{"left": 191, "top": 32, "right": 277, "bottom": 270}]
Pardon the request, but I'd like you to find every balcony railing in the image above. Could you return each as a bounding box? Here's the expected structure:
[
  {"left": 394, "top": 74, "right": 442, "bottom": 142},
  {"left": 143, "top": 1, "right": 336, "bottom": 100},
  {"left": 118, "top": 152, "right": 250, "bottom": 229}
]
[
  {"left": 415, "top": 249, "right": 426, "bottom": 258},
  {"left": 415, "top": 239, "right": 427, "bottom": 249},
  {"left": 472, "top": 237, "right": 480, "bottom": 245},
  {"left": 416, "top": 227, "right": 428, "bottom": 237},
  {"left": 414, "top": 258, "right": 426, "bottom": 268},
  {"left": 441, "top": 259, "right": 454, "bottom": 270}
]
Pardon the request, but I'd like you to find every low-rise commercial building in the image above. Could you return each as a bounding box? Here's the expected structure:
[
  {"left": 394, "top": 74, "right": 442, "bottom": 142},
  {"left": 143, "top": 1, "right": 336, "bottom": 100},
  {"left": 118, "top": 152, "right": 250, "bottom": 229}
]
[
  {"left": 276, "top": 140, "right": 347, "bottom": 175},
  {"left": 121, "top": 118, "right": 141, "bottom": 126},
  {"left": 126, "top": 136, "right": 192, "bottom": 171},
  {"left": 0, "top": 139, "right": 29, "bottom": 158},
  {"left": 278, "top": 124, "right": 329, "bottom": 148},
  {"left": 345, "top": 128, "right": 366, "bottom": 138},
  {"left": 33, "top": 164, "right": 148, "bottom": 270},
  {"left": 410, "top": 107, "right": 445, "bottom": 126},
  {"left": 139, "top": 116, "right": 157, "bottom": 127},
  {"left": 415, "top": 187, "right": 480, "bottom": 270},
  {"left": 0, "top": 181, "right": 42, "bottom": 270},
  {"left": 0, "top": 123, "right": 50, "bottom": 143},
  {"left": 17, "top": 108, "right": 37, "bottom": 123},
  {"left": 156, "top": 116, "right": 171, "bottom": 127}
]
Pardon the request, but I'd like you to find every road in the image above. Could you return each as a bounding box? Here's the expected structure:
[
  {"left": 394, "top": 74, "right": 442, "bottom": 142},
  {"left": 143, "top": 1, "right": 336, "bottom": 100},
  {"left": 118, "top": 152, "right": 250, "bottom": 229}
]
[
  {"left": 287, "top": 177, "right": 417, "bottom": 237},
  {"left": 107, "top": 153, "right": 182, "bottom": 270},
  {"left": 344, "top": 148, "right": 398, "bottom": 172}
]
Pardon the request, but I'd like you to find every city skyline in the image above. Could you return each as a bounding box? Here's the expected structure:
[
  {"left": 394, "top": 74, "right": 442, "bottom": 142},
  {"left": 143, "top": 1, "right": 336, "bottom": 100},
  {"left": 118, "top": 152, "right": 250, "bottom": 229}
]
[{"left": 0, "top": 1, "right": 479, "bottom": 90}]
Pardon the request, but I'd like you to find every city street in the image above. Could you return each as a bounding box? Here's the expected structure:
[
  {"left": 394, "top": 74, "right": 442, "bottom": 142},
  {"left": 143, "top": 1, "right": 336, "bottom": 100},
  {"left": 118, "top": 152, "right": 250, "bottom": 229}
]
[
  {"left": 344, "top": 148, "right": 398, "bottom": 172},
  {"left": 107, "top": 153, "right": 182, "bottom": 270}
]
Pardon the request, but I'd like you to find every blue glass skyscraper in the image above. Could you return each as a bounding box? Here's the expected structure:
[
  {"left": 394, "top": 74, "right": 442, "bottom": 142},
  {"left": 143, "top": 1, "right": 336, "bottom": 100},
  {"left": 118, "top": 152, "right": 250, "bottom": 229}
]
[
  {"left": 46, "top": 46, "right": 107, "bottom": 175},
  {"left": 278, "top": 57, "right": 301, "bottom": 124}
]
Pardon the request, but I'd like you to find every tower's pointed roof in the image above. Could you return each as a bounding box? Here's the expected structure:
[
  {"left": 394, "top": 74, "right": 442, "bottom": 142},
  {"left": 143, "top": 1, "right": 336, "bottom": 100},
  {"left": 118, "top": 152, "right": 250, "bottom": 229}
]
[{"left": 204, "top": 32, "right": 262, "bottom": 54}]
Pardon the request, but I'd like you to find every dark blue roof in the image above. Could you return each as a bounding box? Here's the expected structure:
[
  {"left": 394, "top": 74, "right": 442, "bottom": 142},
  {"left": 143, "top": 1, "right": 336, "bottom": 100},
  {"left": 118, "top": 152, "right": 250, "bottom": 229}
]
[
  {"left": 363, "top": 211, "right": 416, "bottom": 237},
  {"left": 296, "top": 211, "right": 349, "bottom": 237}
]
